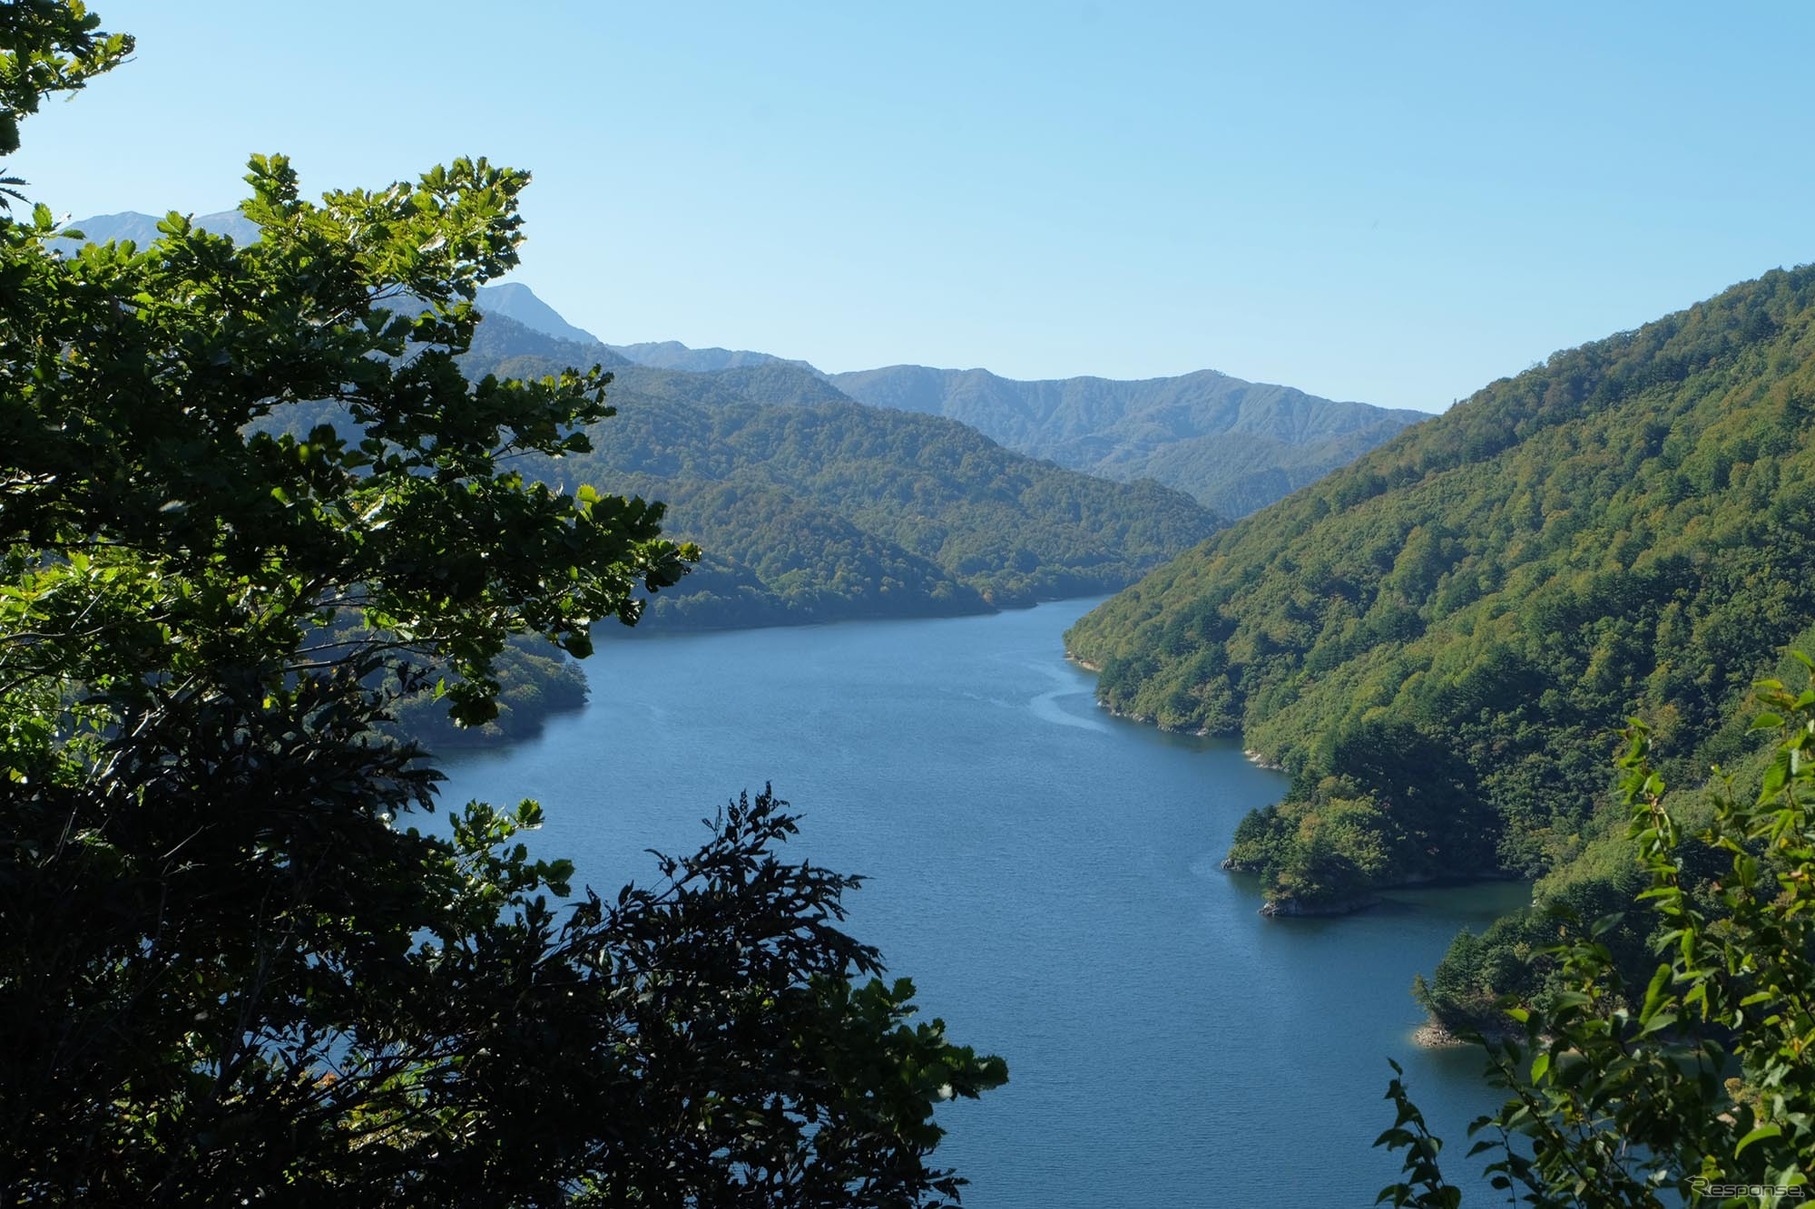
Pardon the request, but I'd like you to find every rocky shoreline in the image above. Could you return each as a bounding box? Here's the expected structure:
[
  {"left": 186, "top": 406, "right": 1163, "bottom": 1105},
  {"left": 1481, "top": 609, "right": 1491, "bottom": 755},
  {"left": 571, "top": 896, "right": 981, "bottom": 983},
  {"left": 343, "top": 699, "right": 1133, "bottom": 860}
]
[
  {"left": 1411, "top": 1017, "right": 1522, "bottom": 1049},
  {"left": 1411, "top": 1020, "right": 1471, "bottom": 1048},
  {"left": 1257, "top": 893, "right": 1383, "bottom": 917}
]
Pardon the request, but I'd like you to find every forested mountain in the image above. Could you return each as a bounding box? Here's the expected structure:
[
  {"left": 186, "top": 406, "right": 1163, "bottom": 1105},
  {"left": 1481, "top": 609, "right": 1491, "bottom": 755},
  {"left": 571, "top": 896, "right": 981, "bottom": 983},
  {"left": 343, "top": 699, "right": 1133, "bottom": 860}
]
[
  {"left": 829, "top": 364, "right": 1427, "bottom": 517},
  {"left": 1065, "top": 264, "right": 1815, "bottom": 915},
  {"left": 463, "top": 307, "right": 632, "bottom": 373},
  {"left": 462, "top": 316, "right": 1223, "bottom": 631},
  {"left": 253, "top": 311, "right": 1217, "bottom": 735}
]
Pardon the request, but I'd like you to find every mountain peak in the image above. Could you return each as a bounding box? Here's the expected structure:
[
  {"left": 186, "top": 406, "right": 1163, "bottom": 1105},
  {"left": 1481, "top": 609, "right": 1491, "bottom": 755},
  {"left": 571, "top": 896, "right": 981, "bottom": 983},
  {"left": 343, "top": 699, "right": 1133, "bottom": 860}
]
[{"left": 474, "top": 282, "right": 600, "bottom": 345}]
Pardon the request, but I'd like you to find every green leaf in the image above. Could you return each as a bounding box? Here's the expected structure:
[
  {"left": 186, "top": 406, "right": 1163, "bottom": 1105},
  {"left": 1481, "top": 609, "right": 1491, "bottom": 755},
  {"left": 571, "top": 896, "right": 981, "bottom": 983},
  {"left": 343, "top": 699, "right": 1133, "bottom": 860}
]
[
  {"left": 1734, "top": 1123, "right": 1782, "bottom": 1155},
  {"left": 1640, "top": 963, "right": 1673, "bottom": 1022},
  {"left": 1762, "top": 747, "right": 1792, "bottom": 797}
]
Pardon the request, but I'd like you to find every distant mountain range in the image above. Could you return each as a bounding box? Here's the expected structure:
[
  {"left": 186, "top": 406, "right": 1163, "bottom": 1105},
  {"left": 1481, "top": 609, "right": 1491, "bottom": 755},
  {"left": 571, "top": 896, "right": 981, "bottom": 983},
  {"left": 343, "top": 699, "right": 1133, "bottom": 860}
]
[
  {"left": 69, "top": 209, "right": 1421, "bottom": 520},
  {"left": 65, "top": 209, "right": 237, "bottom": 246},
  {"left": 827, "top": 366, "right": 1427, "bottom": 518},
  {"left": 603, "top": 341, "right": 820, "bottom": 375}
]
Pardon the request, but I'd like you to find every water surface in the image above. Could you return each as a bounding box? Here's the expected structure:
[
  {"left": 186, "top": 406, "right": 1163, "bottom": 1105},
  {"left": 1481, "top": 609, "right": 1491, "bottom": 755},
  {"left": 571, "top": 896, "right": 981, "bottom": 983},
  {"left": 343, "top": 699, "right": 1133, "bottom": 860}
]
[{"left": 441, "top": 599, "right": 1519, "bottom": 1207}]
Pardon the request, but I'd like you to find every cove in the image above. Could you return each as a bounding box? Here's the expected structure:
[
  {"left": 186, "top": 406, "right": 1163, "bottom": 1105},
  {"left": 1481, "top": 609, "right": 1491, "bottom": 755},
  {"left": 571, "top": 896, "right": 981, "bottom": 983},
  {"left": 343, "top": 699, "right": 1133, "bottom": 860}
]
[{"left": 439, "top": 598, "right": 1520, "bottom": 1208}]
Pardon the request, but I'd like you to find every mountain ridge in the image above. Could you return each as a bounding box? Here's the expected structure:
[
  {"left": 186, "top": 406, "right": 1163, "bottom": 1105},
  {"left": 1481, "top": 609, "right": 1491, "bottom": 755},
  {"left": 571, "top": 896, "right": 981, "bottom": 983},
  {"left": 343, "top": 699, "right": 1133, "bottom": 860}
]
[
  {"left": 604, "top": 340, "right": 819, "bottom": 375},
  {"left": 829, "top": 363, "right": 1427, "bottom": 517}
]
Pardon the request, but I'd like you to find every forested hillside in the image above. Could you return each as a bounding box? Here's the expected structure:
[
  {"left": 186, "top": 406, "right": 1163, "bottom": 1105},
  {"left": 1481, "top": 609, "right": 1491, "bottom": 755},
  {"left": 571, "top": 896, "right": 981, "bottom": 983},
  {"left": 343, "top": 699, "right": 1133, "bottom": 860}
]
[
  {"left": 1066, "top": 264, "right": 1815, "bottom": 913},
  {"left": 463, "top": 317, "right": 1223, "bottom": 630},
  {"left": 830, "top": 364, "right": 1426, "bottom": 517}
]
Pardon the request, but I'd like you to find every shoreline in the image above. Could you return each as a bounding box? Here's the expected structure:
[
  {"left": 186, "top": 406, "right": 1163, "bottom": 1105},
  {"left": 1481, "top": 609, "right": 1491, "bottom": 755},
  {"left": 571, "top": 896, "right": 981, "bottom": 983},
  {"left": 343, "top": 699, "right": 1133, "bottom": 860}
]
[
  {"left": 1411, "top": 1017, "right": 1521, "bottom": 1049},
  {"left": 1411, "top": 1020, "right": 1473, "bottom": 1049},
  {"left": 1258, "top": 893, "right": 1382, "bottom": 918}
]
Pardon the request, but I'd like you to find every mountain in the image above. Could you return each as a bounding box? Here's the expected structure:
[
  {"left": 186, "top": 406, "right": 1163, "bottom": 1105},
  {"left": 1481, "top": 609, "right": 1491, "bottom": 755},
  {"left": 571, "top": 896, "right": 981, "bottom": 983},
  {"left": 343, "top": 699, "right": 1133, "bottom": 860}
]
[
  {"left": 476, "top": 281, "right": 600, "bottom": 344},
  {"left": 256, "top": 309, "right": 1218, "bottom": 721},
  {"left": 68, "top": 208, "right": 258, "bottom": 245},
  {"left": 463, "top": 308, "right": 631, "bottom": 371},
  {"left": 604, "top": 340, "right": 819, "bottom": 375},
  {"left": 1064, "top": 264, "right": 1815, "bottom": 914},
  {"left": 459, "top": 314, "right": 1224, "bottom": 630},
  {"left": 828, "top": 365, "right": 1427, "bottom": 518}
]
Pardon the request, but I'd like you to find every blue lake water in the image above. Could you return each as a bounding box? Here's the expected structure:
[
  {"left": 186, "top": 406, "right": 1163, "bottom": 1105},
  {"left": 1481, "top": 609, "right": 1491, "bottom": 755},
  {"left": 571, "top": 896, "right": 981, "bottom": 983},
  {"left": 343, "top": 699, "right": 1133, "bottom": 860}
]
[{"left": 440, "top": 598, "right": 1522, "bottom": 1207}]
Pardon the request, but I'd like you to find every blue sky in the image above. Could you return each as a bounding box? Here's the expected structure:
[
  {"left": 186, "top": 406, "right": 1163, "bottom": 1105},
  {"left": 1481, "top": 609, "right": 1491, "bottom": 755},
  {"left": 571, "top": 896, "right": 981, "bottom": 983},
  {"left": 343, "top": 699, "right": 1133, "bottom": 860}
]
[{"left": 26, "top": 2, "right": 1815, "bottom": 411}]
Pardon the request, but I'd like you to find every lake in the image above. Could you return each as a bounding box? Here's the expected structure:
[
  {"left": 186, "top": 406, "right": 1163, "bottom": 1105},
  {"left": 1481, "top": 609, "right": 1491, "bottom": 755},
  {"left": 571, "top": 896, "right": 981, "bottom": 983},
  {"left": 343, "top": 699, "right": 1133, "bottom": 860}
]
[{"left": 440, "top": 598, "right": 1521, "bottom": 1207}]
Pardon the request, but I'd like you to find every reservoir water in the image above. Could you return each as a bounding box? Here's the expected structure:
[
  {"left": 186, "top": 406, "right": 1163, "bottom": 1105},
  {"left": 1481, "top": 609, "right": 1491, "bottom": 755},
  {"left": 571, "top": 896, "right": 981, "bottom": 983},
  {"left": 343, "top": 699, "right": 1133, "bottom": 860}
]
[{"left": 440, "top": 598, "right": 1521, "bottom": 1207}]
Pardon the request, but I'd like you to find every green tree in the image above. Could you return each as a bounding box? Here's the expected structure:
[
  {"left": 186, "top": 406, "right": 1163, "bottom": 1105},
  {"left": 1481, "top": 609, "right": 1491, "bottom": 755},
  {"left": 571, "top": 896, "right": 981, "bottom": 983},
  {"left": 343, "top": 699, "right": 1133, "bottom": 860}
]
[
  {"left": 0, "top": 5, "right": 1003, "bottom": 1203},
  {"left": 1378, "top": 677, "right": 1814, "bottom": 1207}
]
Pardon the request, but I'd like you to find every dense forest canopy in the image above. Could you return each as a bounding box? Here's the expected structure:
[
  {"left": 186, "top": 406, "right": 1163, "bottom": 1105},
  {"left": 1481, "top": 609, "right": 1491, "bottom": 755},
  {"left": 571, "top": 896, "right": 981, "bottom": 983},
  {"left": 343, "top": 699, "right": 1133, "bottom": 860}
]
[{"left": 1067, "top": 263, "right": 1815, "bottom": 912}]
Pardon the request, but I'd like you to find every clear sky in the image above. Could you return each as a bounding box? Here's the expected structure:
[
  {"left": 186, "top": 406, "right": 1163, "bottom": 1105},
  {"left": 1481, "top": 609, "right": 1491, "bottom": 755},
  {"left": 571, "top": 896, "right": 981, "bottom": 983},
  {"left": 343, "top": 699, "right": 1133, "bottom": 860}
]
[{"left": 23, "top": 2, "right": 1815, "bottom": 412}]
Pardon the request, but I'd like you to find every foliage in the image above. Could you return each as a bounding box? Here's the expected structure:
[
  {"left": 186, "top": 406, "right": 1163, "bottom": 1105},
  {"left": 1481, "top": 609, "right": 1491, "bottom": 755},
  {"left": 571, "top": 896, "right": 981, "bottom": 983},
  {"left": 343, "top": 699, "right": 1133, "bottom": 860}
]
[
  {"left": 0, "top": 0, "right": 130, "bottom": 153},
  {"left": 4, "top": 153, "right": 693, "bottom": 726},
  {"left": 1411, "top": 805, "right": 1694, "bottom": 1039},
  {"left": 0, "top": 0, "right": 129, "bottom": 219},
  {"left": 562, "top": 789, "right": 1007, "bottom": 1207},
  {"left": 1068, "top": 263, "right": 1815, "bottom": 909},
  {"left": 1377, "top": 683, "right": 1815, "bottom": 1207},
  {"left": 3, "top": 708, "right": 1007, "bottom": 1203},
  {"left": 0, "top": 7, "right": 1002, "bottom": 1202},
  {"left": 291, "top": 612, "right": 591, "bottom": 748}
]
